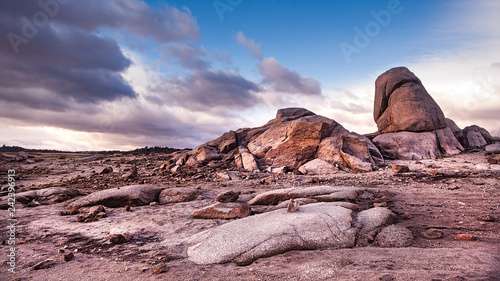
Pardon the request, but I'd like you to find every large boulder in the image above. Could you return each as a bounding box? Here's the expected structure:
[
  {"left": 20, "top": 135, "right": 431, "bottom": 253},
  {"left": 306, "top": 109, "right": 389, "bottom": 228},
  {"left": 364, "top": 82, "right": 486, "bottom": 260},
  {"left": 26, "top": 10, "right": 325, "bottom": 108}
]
[
  {"left": 374, "top": 67, "right": 447, "bottom": 133},
  {"left": 68, "top": 185, "right": 166, "bottom": 208},
  {"left": 372, "top": 132, "right": 441, "bottom": 160},
  {"left": 460, "top": 125, "right": 494, "bottom": 148},
  {"left": 186, "top": 203, "right": 357, "bottom": 265}
]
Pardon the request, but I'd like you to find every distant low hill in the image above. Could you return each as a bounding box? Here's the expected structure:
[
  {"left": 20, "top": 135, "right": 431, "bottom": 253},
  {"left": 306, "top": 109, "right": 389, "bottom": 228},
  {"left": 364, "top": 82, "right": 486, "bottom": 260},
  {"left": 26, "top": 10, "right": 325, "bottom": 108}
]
[{"left": 0, "top": 145, "right": 184, "bottom": 154}]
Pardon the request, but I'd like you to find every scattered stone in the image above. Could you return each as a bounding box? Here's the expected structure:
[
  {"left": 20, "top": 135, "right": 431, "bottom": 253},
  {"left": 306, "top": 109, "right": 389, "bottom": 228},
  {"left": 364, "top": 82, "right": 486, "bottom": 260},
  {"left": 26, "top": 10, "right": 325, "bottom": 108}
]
[
  {"left": 429, "top": 170, "right": 438, "bottom": 176},
  {"left": 58, "top": 249, "right": 65, "bottom": 253},
  {"left": 33, "top": 259, "right": 54, "bottom": 270},
  {"left": 187, "top": 203, "right": 357, "bottom": 265},
  {"left": 196, "top": 195, "right": 203, "bottom": 200},
  {"left": 89, "top": 205, "right": 105, "bottom": 216},
  {"left": 373, "top": 202, "right": 387, "bottom": 207},
  {"left": 215, "top": 172, "right": 231, "bottom": 180},
  {"left": 152, "top": 264, "right": 168, "bottom": 274},
  {"left": 476, "top": 215, "right": 497, "bottom": 222},
  {"left": 447, "top": 185, "right": 460, "bottom": 190},
  {"left": 63, "top": 252, "right": 74, "bottom": 262},
  {"left": 159, "top": 188, "right": 201, "bottom": 204},
  {"left": 100, "top": 167, "right": 113, "bottom": 174},
  {"left": 216, "top": 191, "right": 240, "bottom": 203},
  {"left": 122, "top": 165, "right": 138, "bottom": 180},
  {"left": 392, "top": 165, "right": 409, "bottom": 173},
  {"left": 226, "top": 204, "right": 252, "bottom": 219},
  {"left": 373, "top": 225, "right": 413, "bottom": 247},
  {"left": 453, "top": 234, "right": 476, "bottom": 241},
  {"left": 421, "top": 228, "right": 444, "bottom": 239},
  {"left": 401, "top": 212, "right": 412, "bottom": 219},
  {"left": 109, "top": 228, "right": 133, "bottom": 244},
  {"left": 125, "top": 206, "right": 131, "bottom": 212},
  {"left": 27, "top": 199, "right": 41, "bottom": 207},
  {"left": 150, "top": 202, "right": 158, "bottom": 206},
  {"left": 305, "top": 177, "right": 321, "bottom": 184},
  {"left": 287, "top": 199, "right": 300, "bottom": 213}
]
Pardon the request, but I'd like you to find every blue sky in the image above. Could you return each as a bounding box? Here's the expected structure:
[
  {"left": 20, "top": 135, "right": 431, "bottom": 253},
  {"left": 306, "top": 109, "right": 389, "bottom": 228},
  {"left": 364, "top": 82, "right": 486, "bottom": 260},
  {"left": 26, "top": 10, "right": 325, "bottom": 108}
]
[{"left": 0, "top": 0, "right": 499, "bottom": 150}]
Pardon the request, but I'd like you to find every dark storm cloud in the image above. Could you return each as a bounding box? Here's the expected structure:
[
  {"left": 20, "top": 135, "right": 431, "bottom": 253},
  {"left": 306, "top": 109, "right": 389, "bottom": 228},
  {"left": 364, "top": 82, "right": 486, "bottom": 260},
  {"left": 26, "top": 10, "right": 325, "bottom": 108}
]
[
  {"left": 158, "top": 69, "right": 262, "bottom": 111},
  {"left": 259, "top": 57, "right": 322, "bottom": 96},
  {"left": 0, "top": 0, "right": 199, "bottom": 44},
  {"left": 0, "top": 0, "right": 201, "bottom": 109},
  {"left": 162, "top": 42, "right": 210, "bottom": 70}
]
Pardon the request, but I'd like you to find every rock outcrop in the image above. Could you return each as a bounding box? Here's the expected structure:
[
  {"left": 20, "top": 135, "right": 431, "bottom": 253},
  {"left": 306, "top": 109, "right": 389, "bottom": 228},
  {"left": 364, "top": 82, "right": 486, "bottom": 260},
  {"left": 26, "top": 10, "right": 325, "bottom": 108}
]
[
  {"left": 372, "top": 67, "right": 465, "bottom": 159},
  {"left": 171, "top": 108, "right": 383, "bottom": 174}
]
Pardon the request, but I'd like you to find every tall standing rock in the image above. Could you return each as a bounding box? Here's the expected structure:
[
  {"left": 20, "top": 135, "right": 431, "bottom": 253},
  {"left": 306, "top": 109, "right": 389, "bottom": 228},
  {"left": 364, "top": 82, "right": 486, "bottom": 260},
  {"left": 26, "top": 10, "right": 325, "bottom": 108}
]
[
  {"left": 372, "top": 67, "right": 464, "bottom": 159},
  {"left": 374, "top": 67, "right": 447, "bottom": 133}
]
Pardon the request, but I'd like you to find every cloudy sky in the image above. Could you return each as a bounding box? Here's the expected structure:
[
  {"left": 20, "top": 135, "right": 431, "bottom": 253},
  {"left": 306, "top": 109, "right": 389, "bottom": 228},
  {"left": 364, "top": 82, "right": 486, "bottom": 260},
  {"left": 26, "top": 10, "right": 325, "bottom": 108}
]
[{"left": 1, "top": 0, "right": 499, "bottom": 151}]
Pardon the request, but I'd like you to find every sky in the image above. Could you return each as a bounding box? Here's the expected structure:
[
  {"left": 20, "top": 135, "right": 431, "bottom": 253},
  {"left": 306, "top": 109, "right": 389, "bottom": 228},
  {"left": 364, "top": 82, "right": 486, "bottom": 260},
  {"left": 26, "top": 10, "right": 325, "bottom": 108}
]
[{"left": 0, "top": 0, "right": 499, "bottom": 151}]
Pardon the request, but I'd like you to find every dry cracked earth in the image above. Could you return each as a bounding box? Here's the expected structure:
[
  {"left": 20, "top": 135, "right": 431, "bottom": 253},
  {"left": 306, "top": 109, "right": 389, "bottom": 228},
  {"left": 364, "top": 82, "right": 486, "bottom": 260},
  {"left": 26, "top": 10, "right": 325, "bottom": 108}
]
[{"left": 1, "top": 150, "right": 499, "bottom": 281}]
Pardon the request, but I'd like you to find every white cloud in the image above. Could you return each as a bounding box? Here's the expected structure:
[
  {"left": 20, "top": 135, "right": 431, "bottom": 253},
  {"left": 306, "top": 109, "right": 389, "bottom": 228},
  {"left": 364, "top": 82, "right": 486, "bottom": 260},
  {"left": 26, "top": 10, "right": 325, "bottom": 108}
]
[{"left": 235, "top": 31, "right": 263, "bottom": 60}]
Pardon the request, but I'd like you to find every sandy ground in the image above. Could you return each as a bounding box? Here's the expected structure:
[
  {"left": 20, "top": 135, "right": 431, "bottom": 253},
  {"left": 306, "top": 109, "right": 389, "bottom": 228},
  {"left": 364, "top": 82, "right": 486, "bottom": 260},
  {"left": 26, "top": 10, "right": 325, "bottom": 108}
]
[{"left": 1, "top": 150, "right": 499, "bottom": 281}]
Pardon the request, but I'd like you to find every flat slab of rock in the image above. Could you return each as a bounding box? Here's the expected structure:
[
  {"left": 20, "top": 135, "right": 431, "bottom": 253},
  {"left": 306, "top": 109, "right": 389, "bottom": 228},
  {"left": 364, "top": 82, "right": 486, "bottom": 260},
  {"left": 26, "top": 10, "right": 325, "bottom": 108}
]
[
  {"left": 248, "top": 186, "right": 363, "bottom": 205},
  {"left": 159, "top": 188, "right": 200, "bottom": 204},
  {"left": 69, "top": 185, "right": 166, "bottom": 208},
  {"left": 186, "top": 203, "right": 357, "bottom": 265},
  {"left": 191, "top": 203, "right": 251, "bottom": 220},
  {"left": 0, "top": 187, "right": 79, "bottom": 208}
]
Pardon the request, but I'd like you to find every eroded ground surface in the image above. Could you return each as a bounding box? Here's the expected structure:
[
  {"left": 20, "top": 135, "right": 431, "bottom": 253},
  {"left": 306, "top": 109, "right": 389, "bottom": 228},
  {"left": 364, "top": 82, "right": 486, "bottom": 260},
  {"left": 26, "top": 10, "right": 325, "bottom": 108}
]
[{"left": 0, "top": 151, "right": 499, "bottom": 280}]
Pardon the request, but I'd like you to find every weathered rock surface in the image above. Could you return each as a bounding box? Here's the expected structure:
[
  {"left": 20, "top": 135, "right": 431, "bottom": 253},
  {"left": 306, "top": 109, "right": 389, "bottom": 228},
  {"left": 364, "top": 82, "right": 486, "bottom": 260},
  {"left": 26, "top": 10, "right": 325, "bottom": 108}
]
[
  {"left": 159, "top": 188, "right": 201, "bottom": 204},
  {"left": 186, "top": 203, "right": 357, "bottom": 265},
  {"left": 373, "top": 225, "right": 414, "bottom": 247},
  {"left": 248, "top": 186, "right": 363, "bottom": 205},
  {"left": 485, "top": 143, "right": 500, "bottom": 154},
  {"left": 460, "top": 125, "right": 494, "bottom": 148},
  {"left": 373, "top": 132, "right": 441, "bottom": 160},
  {"left": 0, "top": 187, "right": 79, "bottom": 209},
  {"left": 69, "top": 185, "right": 166, "bottom": 208},
  {"left": 374, "top": 67, "right": 447, "bottom": 133},
  {"left": 174, "top": 107, "right": 383, "bottom": 174}
]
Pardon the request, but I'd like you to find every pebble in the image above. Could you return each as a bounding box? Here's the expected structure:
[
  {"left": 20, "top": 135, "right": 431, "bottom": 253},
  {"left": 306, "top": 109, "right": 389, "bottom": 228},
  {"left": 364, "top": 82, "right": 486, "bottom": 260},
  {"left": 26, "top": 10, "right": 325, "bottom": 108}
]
[
  {"left": 152, "top": 264, "right": 168, "bottom": 274},
  {"left": 33, "top": 259, "right": 54, "bottom": 270},
  {"left": 454, "top": 234, "right": 476, "bottom": 241},
  {"left": 476, "top": 215, "right": 497, "bottom": 222},
  {"left": 63, "top": 252, "right": 74, "bottom": 262},
  {"left": 373, "top": 202, "right": 387, "bottom": 207},
  {"left": 392, "top": 165, "right": 409, "bottom": 173},
  {"left": 401, "top": 212, "right": 412, "bottom": 219}
]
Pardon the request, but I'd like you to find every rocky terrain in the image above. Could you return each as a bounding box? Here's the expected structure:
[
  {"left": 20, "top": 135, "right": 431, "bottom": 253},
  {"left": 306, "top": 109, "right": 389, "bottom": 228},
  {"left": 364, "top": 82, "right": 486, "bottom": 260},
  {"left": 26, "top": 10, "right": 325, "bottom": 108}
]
[{"left": 1, "top": 67, "right": 499, "bottom": 280}]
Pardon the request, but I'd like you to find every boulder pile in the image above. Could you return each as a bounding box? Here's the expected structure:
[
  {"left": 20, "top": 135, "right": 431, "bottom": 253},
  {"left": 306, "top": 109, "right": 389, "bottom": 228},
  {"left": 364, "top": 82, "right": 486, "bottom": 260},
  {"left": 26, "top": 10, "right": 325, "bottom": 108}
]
[{"left": 170, "top": 108, "right": 383, "bottom": 174}]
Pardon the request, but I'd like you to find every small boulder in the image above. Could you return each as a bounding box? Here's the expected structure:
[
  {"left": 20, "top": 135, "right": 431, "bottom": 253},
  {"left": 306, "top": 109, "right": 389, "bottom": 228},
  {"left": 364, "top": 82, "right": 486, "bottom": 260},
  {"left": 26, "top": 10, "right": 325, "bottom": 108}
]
[
  {"left": 216, "top": 191, "right": 240, "bottom": 203},
  {"left": 421, "top": 228, "right": 444, "bottom": 239},
  {"left": 373, "top": 225, "right": 413, "bottom": 247},
  {"left": 356, "top": 207, "right": 397, "bottom": 232},
  {"left": 392, "top": 165, "right": 409, "bottom": 173},
  {"left": 298, "top": 159, "right": 338, "bottom": 175},
  {"left": 109, "top": 228, "right": 133, "bottom": 244}
]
